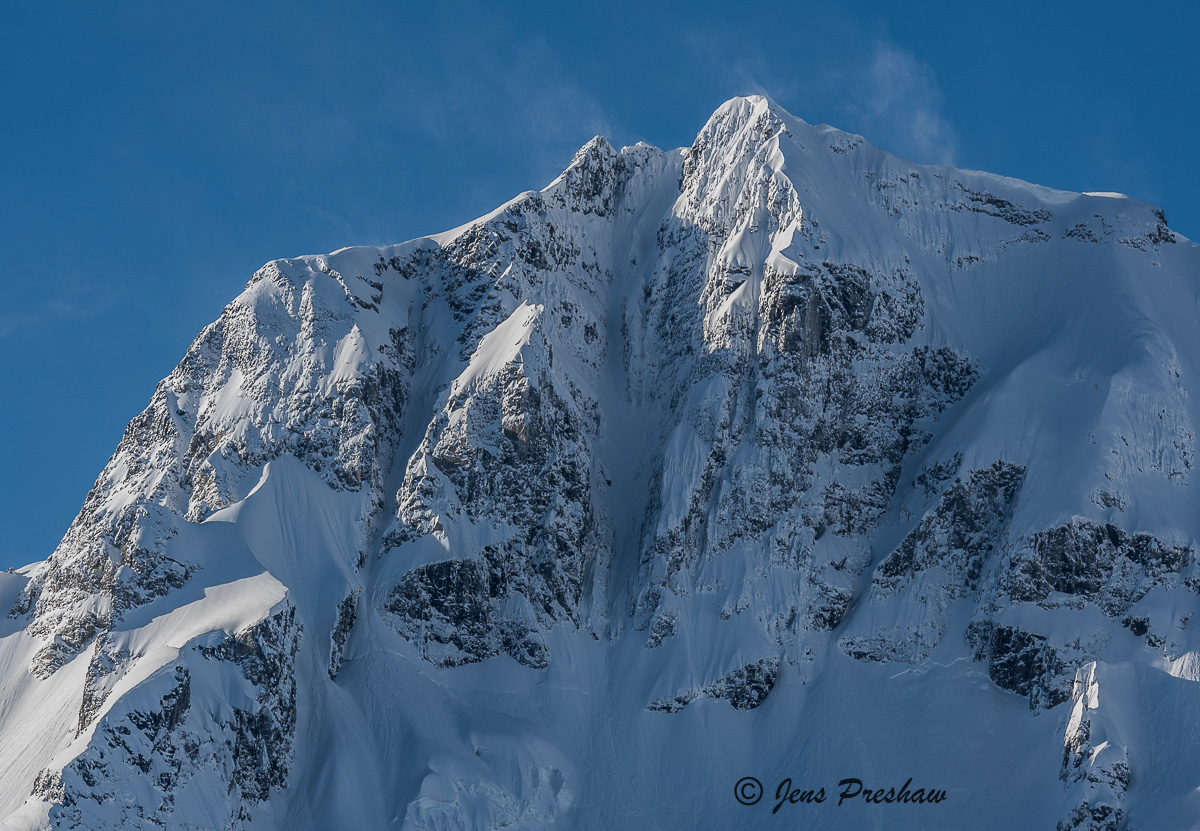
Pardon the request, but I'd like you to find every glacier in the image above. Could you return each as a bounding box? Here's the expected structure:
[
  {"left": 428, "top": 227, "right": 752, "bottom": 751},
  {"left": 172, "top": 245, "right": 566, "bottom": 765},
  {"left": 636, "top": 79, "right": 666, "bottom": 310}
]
[{"left": 1, "top": 95, "right": 1198, "bottom": 830}]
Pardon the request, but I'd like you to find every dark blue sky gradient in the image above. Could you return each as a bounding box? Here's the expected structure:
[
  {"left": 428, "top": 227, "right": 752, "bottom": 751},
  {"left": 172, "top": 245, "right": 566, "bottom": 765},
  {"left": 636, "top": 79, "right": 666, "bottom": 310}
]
[{"left": 2, "top": 1, "right": 1196, "bottom": 568}]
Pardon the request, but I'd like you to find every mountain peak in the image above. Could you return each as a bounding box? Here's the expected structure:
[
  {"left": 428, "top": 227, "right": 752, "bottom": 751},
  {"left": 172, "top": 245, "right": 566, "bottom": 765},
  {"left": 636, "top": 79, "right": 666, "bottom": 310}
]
[{"left": 1, "top": 99, "right": 1196, "bottom": 831}]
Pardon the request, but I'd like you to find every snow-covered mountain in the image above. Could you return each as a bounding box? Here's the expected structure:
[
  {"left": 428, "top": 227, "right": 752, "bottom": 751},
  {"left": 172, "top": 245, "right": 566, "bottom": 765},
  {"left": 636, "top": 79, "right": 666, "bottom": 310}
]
[{"left": 2, "top": 95, "right": 1198, "bottom": 830}]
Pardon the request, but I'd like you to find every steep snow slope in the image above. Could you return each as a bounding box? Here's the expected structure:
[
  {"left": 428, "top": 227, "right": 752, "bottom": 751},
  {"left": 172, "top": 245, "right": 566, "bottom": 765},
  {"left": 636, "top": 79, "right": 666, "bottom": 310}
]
[{"left": 2, "top": 96, "right": 1198, "bottom": 831}]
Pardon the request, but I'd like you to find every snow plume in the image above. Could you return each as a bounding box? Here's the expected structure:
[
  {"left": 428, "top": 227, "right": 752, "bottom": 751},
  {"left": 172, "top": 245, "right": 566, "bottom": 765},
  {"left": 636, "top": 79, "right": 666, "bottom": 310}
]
[
  {"left": 682, "top": 21, "right": 957, "bottom": 167},
  {"left": 857, "top": 38, "right": 958, "bottom": 165}
]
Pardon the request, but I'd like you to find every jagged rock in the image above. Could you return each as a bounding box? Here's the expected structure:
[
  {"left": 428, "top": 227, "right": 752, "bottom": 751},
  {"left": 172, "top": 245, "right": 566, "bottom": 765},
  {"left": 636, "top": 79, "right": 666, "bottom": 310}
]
[
  {"left": 328, "top": 587, "right": 361, "bottom": 678},
  {"left": 12, "top": 258, "right": 412, "bottom": 678},
  {"left": 840, "top": 461, "right": 1025, "bottom": 663},
  {"left": 1007, "top": 518, "right": 1192, "bottom": 614},
  {"left": 384, "top": 552, "right": 550, "bottom": 668},
  {"left": 77, "top": 636, "right": 137, "bottom": 734},
  {"left": 1057, "top": 663, "right": 1130, "bottom": 831},
  {"left": 648, "top": 658, "right": 780, "bottom": 712},
  {"left": 42, "top": 605, "right": 303, "bottom": 830},
  {"left": 966, "top": 622, "right": 1072, "bottom": 710}
]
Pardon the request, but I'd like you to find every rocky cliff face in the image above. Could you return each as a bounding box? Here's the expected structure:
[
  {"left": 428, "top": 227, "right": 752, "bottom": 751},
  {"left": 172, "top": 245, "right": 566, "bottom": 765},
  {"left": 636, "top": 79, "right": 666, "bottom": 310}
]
[{"left": 2, "top": 96, "right": 1199, "bottom": 831}]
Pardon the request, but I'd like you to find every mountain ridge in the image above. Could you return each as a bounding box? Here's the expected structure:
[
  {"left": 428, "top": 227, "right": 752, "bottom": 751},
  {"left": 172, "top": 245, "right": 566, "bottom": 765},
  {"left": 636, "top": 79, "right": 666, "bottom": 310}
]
[{"left": 1, "top": 94, "right": 1198, "bottom": 831}]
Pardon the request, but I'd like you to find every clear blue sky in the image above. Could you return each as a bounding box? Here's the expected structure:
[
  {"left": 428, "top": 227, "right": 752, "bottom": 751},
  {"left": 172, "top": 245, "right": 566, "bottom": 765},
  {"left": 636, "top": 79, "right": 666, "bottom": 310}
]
[{"left": 2, "top": 1, "right": 1197, "bottom": 569}]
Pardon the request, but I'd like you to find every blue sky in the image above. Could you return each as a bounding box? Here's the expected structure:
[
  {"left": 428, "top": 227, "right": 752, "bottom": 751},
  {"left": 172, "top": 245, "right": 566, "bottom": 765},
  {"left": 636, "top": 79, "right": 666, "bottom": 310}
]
[{"left": 1, "top": 1, "right": 1197, "bottom": 569}]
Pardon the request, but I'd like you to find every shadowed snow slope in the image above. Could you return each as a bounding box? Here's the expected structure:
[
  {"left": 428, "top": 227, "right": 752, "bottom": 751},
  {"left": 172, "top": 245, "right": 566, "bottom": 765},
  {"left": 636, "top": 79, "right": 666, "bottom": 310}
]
[{"left": 3, "top": 96, "right": 1199, "bottom": 831}]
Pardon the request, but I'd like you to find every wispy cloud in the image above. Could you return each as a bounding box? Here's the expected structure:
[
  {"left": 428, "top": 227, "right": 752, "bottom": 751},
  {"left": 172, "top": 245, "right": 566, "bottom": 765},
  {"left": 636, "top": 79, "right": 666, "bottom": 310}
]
[
  {"left": 395, "top": 33, "right": 614, "bottom": 186},
  {"left": 0, "top": 271, "right": 117, "bottom": 339}
]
